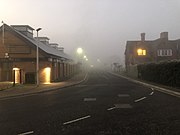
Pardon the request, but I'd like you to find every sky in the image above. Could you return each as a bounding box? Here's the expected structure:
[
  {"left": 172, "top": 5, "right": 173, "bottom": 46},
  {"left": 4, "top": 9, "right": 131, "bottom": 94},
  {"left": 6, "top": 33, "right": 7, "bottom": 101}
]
[{"left": 0, "top": 0, "right": 180, "bottom": 66}]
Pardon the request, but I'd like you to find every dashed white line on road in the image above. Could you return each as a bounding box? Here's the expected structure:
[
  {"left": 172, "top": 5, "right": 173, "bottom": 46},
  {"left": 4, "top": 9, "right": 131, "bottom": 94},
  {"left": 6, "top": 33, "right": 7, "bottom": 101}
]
[
  {"left": 63, "top": 115, "right": 91, "bottom": 125},
  {"left": 107, "top": 104, "right": 132, "bottom": 111},
  {"left": 107, "top": 107, "right": 116, "bottom": 111},
  {"left": 84, "top": 98, "right": 96, "bottom": 101},
  {"left": 134, "top": 97, "right": 147, "bottom": 103},
  {"left": 149, "top": 91, "right": 154, "bottom": 96},
  {"left": 114, "top": 104, "right": 132, "bottom": 108},
  {"left": 18, "top": 131, "right": 34, "bottom": 135}
]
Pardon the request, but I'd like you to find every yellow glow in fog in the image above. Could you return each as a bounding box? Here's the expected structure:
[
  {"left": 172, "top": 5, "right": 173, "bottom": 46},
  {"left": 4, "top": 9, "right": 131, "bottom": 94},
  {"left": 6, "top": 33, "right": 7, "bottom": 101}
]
[
  {"left": 13, "top": 68, "right": 20, "bottom": 83},
  {"left": 45, "top": 67, "right": 51, "bottom": 84}
]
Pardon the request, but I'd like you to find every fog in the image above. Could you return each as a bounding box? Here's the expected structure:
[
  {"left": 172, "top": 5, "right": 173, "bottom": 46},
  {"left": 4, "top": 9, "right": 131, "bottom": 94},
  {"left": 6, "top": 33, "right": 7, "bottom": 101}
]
[{"left": 1, "top": 0, "right": 180, "bottom": 66}]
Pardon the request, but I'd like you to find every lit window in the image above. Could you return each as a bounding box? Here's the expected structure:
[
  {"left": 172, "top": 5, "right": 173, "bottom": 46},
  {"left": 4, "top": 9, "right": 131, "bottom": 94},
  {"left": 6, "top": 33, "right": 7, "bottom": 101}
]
[{"left": 137, "top": 49, "right": 146, "bottom": 56}]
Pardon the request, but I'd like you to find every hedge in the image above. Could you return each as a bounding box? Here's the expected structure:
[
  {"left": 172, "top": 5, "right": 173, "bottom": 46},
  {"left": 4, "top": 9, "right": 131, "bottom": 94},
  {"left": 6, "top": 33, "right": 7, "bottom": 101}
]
[{"left": 137, "top": 60, "right": 180, "bottom": 87}]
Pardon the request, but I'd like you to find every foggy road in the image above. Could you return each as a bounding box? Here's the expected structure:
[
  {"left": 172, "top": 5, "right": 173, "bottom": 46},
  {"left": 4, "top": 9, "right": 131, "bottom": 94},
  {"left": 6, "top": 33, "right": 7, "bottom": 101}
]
[{"left": 0, "top": 69, "right": 179, "bottom": 135}]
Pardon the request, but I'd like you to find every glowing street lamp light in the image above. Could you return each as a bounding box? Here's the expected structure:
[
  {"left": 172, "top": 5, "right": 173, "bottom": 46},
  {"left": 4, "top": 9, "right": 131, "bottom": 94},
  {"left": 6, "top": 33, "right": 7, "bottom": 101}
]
[
  {"left": 77, "top": 47, "right": 83, "bottom": 55},
  {"left": 84, "top": 55, "right": 87, "bottom": 59}
]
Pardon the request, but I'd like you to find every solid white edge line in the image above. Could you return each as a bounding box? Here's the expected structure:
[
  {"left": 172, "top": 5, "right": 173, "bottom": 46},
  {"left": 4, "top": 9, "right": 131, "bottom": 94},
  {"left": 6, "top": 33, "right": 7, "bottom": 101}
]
[
  {"left": 18, "top": 131, "right": 34, "bottom": 135},
  {"left": 107, "top": 106, "right": 116, "bottom": 111},
  {"left": 110, "top": 72, "right": 180, "bottom": 98},
  {"left": 63, "top": 115, "right": 91, "bottom": 125},
  {"left": 149, "top": 91, "right": 154, "bottom": 96},
  {"left": 134, "top": 97, "right": 147, "bottom": 103}
]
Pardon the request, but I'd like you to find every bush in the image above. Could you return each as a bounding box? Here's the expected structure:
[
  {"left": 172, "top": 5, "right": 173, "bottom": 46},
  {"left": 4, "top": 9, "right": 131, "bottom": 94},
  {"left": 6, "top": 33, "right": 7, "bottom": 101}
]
[{"left": 137, "top": 60, "right": 180, "bottom": 87}]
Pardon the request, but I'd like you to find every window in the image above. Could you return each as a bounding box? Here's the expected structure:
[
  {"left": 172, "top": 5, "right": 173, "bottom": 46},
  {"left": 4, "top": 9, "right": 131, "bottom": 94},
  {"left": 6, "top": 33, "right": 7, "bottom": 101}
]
[
  {"left": 137, "top": 49, "right": 146, "bottom": 56},
  {"left": 157, "top": 49, "right": 172, "bottom": 56}
]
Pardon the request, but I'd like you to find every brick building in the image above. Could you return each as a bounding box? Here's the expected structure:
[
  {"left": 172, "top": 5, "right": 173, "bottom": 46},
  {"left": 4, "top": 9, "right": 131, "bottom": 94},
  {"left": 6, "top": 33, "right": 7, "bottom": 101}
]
[
  {"left": 0, "top": 24, "right": 77, "bottom": 84},
  {"left": 125, "top": 32, "right": 180, "bottom": 71}
]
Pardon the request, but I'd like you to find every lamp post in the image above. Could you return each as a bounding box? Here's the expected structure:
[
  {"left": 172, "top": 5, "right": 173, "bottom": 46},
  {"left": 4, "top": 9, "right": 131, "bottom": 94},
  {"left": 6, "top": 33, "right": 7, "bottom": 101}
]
[
  {"left": 4, "top": 53, "right": 9, "bottom": 81},
  {"left": 76, "top": 48, "right": 83, "bottom": 73},
  {"left": 36, "top": 28, "right": 42, "bottom": 86},
  {"left": 2, "top": 21, "right": 4, "bottom": 45},
  {"left": 76, "top": 47, "right": 83, "bottom": 63}
]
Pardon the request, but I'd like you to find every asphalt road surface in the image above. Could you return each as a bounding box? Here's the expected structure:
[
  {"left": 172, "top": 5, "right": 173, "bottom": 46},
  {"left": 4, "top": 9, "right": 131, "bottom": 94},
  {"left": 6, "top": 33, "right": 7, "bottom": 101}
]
[{"left": 0, "top": 69, "right": 179, "bottom": 135}]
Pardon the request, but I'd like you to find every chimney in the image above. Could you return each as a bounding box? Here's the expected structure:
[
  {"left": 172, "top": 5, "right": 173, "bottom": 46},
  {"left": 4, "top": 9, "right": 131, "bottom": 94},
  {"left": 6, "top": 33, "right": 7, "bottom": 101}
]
[
  {"left": 11, "top": 25, "right": 34, "bottom": 39},
  {"left": 35, "top": 37, "right": 49, "bottom": 45},
  {"left": 141, "top": 33, "right": 145, "bottom": 42},
  {"left": 160, "top": 32, "right": 168, "bottom": 40},
  {"left": 49, "top": 43, "right": 58, "bottom": 49},
  {"left": 58, "top": 47, "right": 64, "bottom": 52}
]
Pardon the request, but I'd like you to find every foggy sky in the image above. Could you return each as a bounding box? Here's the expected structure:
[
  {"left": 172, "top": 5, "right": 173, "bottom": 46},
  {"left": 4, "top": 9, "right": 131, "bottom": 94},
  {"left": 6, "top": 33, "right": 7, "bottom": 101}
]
[{"left": 0, "top": 0, "right": 180, "bottom": 65}]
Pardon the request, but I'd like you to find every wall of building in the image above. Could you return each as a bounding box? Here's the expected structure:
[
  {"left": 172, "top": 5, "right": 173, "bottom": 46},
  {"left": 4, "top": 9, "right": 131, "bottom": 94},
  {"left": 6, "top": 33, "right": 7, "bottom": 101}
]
[
  {"left": 0, "top": 30, "right": 44, "bottom": 59},
  {"left": 0, "top": 25, "right": 79, "bottom": 84}
]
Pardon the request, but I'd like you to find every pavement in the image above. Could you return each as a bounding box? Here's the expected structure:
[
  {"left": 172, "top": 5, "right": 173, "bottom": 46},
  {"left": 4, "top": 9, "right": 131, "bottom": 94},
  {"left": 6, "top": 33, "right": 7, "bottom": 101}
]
[{"left": 0, "top": 72, "right": 87, "bottom": 99}]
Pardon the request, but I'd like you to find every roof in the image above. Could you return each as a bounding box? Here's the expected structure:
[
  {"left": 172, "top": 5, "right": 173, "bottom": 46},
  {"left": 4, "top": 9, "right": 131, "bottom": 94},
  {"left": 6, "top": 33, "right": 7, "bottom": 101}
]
[
  {"left": 11, "top": 25, "right": 34, "bottom": 30},
  {"left": 125, "top": 38, "right": 180, "bottom": 55},
  {"left": 35, "top": 37, "right": 50, "bottom": 40},
  {"left": 1, "top": 24, "right": 72, "bottom": 60}
]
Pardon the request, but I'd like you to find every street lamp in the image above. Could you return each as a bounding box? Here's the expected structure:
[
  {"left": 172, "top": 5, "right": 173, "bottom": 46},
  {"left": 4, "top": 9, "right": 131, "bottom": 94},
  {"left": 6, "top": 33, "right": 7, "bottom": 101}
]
[
  {"left": 76, "top": 48, "right": 83, "bottom": 73},
  {"left": 36, "top": 28, "right": 42, "bottom": 86},
  {"left": 77, "top": 47, "right": 83, "bottom": 55},
  {"left": 83, "top": 55, "right": 87, "bottom": 59},
  {"left": 76, "top": 47, "right": 83, "bottom": 63}
]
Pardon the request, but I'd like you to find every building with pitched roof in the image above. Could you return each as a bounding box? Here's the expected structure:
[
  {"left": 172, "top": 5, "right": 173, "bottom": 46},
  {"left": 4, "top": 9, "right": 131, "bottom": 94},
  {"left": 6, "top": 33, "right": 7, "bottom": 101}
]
[
  {"left": 125, "top": 32, "right": 180, "bottom": 72},
  {"left": 0, "top": 24, "right": 77, "bottom": 84}
]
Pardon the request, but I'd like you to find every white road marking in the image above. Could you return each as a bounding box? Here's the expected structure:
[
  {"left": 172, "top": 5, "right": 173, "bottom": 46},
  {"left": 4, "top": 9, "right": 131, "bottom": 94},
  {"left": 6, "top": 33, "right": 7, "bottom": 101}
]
[
  {"left": 110, "top": 72, "right": 180, "bottom": 98},
  {"left": 107, "top": 107, "right": 116, "bottom": 111},
  {"left": 114, "top": 104, "right": 132, "bottom": 108},
  {"left": 84, "top": 98, "right": 96, "bottom": 101},
  {"left": 118, "top": 94, "right": 130, "bottom": 97},
  {"left": 107, "top": 104, "right": 132, "bottom": 111},
  {"left": 18, "top": 131, "right": 34, "bottom": 135},
  {"left": 149, "top": 91, "right": 154, "bottom": 96},
  {"left": 134, "top": 97, "right": 147, "bottom": 103},
  {"left": 63, "top": 115, "right": 91, "bottom": 125}
]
